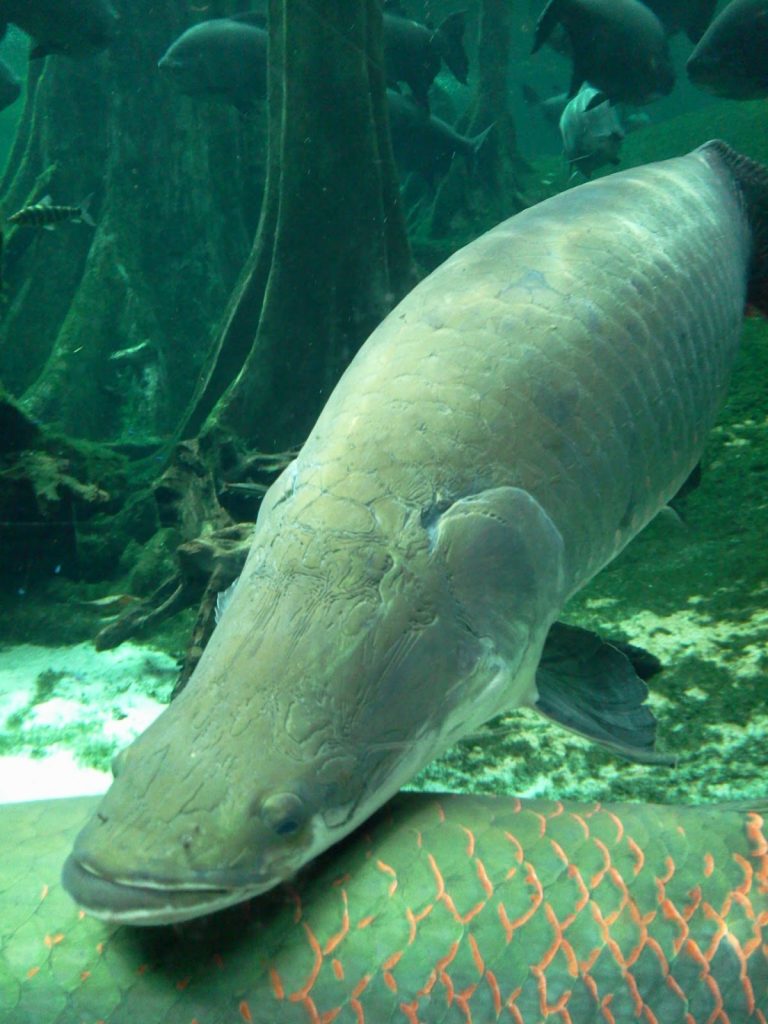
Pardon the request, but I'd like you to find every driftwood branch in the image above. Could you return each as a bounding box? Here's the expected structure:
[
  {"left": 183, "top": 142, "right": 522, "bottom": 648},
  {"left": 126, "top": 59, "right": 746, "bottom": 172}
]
[{"left": 94, "top": 523, "right": 256, "bottom": 695}]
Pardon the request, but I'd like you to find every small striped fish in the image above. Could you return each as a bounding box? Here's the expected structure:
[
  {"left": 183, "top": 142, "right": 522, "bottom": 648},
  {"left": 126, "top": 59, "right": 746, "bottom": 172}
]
[{"left": 8, "top": 194, "right": 95, "bottom": 229}]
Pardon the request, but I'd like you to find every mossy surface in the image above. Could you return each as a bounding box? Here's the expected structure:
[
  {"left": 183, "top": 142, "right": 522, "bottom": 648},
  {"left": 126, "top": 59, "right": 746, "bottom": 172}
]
[{"left": 0, "top": 642, "right": 179, "bottom": 787}]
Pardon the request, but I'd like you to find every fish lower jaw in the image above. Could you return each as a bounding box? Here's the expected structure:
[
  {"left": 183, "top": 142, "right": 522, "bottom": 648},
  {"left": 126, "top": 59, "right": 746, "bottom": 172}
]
[{"left": 61, "top": 854, "right": 278, "bottom": 926}]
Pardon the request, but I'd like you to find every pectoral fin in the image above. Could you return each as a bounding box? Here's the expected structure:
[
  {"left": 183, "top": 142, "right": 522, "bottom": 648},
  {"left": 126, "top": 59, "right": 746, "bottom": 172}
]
[
  {"left": 430, "top": 486, "right": 566, "bottom": 665},
  {"left": 535, "top": 621, "right": 675, "bottom": 764}
]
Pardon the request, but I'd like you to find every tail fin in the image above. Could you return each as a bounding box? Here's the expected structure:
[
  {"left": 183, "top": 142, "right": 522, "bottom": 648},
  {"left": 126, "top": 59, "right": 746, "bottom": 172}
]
[
  {"left": 699, "top": 140, "right": 768, "bottom": 316},
  {"left": 78, "top": 193, "right": 96, "bottom": 227},
  {"left": 435, "top": 10, "right": 469, "bottom": 84}
]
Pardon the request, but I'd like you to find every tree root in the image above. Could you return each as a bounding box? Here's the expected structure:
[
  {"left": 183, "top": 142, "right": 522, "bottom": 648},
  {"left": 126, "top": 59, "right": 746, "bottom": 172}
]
[{"left": 94, "top": 523, "right": 256, "bottom": 695}]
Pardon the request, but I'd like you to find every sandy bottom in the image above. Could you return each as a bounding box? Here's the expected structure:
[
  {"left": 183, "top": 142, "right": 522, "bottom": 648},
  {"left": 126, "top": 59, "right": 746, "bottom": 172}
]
[{"left": 0, "top": 641, "right": 176, "bottom": 803}]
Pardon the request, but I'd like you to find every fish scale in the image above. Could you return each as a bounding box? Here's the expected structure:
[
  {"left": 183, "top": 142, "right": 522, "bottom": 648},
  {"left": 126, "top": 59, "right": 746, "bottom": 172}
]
[
  {"left": 2, "top": 794, "right": 767, "bottom": 1022},
  {"left": 60, "top": 145, "right": 764, "bottom": 924},
  {"left": 305, "top": 151, "right": 745, "bottom": 595}
]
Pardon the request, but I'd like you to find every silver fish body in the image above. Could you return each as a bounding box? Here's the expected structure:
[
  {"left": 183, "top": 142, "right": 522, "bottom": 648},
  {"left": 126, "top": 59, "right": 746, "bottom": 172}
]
[
  {"left": 559, "top": 84, "right": 625, "bottom": 176},
  {"left": 64, "top": 144, "right": 752, "bottom": 924}
]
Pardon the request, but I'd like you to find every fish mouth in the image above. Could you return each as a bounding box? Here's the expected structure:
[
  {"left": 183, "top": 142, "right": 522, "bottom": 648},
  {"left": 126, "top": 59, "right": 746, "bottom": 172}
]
[{"left": 61, "top": 854, "right": 273, "bottom": 926}]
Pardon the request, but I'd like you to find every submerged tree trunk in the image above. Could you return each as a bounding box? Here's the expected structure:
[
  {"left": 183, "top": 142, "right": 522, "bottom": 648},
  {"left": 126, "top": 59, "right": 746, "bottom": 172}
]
[
  {"left": 430, "top": 0, "right": 529, "bottom": 239},
  {"left": 0, "top": 0, "right": 263, "bottom": 444},
  {"left": 186, "top": 0, "right": 417, "bottom": 455}
]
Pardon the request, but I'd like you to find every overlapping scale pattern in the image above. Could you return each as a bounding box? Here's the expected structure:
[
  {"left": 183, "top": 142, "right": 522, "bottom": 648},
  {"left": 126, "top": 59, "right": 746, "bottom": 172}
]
[{"left": 2, "top": 794, "right": 766, "bottom": 1023}]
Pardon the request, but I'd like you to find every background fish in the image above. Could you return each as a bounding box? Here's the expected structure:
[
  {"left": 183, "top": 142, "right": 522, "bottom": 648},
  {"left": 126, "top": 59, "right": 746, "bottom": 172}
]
[
  {"left": 559, "top": 84, "right": 625, "bottom": 177},
  {"left": 383, "top": 5, "right": 469, "bottom": 110},
  {"left": 8, "top": 194, "right": 95, "bottom": 228},
  {"left": 687, "top": 0, "right": 768, "bottom": 99},
  {"left": 387, "top": 89, "right": 492, "bottom": 187},
  {"left": 641, "top": 0, "right": 718, "bottom": 40},
  {"left": 159, "top": 8, "right": 470, "bottom": 117},
  {"left": 0, "top": 0, "right": 118, "bottom": 59},
  {"left": 157, "top": 12, "right": 268, "bottom": 113},
  {"left": 533, "top": 0, "right": 675, "bottom": 105}
]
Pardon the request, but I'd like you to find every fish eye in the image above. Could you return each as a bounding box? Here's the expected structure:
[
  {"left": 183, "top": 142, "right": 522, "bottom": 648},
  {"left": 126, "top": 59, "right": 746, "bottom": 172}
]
[{"left": 260, "top": 792, "right": 307, "bottom": 838}]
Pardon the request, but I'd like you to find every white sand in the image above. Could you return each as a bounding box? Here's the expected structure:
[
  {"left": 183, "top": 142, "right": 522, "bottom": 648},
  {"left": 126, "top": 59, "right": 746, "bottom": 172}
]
[{"left": 0, "top": 641, "right": 177, "bottom": 803}]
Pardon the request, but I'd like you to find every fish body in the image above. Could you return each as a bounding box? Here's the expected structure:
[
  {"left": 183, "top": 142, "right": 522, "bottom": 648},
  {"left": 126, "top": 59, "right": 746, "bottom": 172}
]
[
  {"left": 0, "top": 0, "right": 117, "bottom": 58},
  {"left": 4, "top": 793, "right": 768, "bottom": 1021},
  {"left": 387, "top": 89, "right": 491, "bottom": 186},
  {"left": 157, "top": 13, "right": 267, "bottom": 113},
  {"left": 559, "top": 84, "right": 625, "bottom": 177},
  {"left": 687, "top": 0, "right": 768, "bottom": 99},
  {"left": 63, "top": 143, "right": 766, "bottom": 925},
  {"left": 533, "top": 0, "right": 675, "bottom": 105},
  {"left": 8, "top": 194, "right": 95, "bottom": 228},
  {"left": 159, "top": 10, "right": 468, "bottom": 116},
  {"left": 641, "top": 0, "right": 718, "bottom": 40},
  {"left": 383, "top": 8, "right": 469, "bottom": 110}
]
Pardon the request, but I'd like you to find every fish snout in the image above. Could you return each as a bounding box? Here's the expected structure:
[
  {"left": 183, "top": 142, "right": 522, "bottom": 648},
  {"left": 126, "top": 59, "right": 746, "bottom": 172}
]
[
  {"left": 62, "top": 790, "right": 314, "bottom": 925},
  {"left": 60, "top": 852, "right": 252, "bottom": 926}
]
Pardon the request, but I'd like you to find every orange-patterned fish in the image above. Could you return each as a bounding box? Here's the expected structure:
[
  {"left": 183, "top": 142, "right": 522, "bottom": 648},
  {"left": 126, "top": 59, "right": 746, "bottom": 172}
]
[{"left": 3, "top": 792, "right": 768, "bottom": 1022}]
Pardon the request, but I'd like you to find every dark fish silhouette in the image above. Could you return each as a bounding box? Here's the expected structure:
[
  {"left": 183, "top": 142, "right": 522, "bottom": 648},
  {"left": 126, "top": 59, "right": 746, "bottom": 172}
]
[
  {"left": 387, "top": 89, "right": 491, "bottom": 187},
  {"left": 533, "top": 0, "right": 675, "bottom": 105},
  {"left": 383, "top": 5, "right": 468, "bottom": 110},
  {"left": 687, "top": 0, "right": 768, "bottom": 99},
  {"left": 0, "top": 0, "right": 118, "bottom": 59},
  {"left": 159, "top": 8, "right": 469, "bottom": 116},
  {"left": 641, "top": 0, "right": 717, "bottom": 40},
  {"left": 157, "top": 12, "right": 267, "bottom": 114},
  {"left": 8, "top": 195, "right": 96, "bottom": 229}
]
